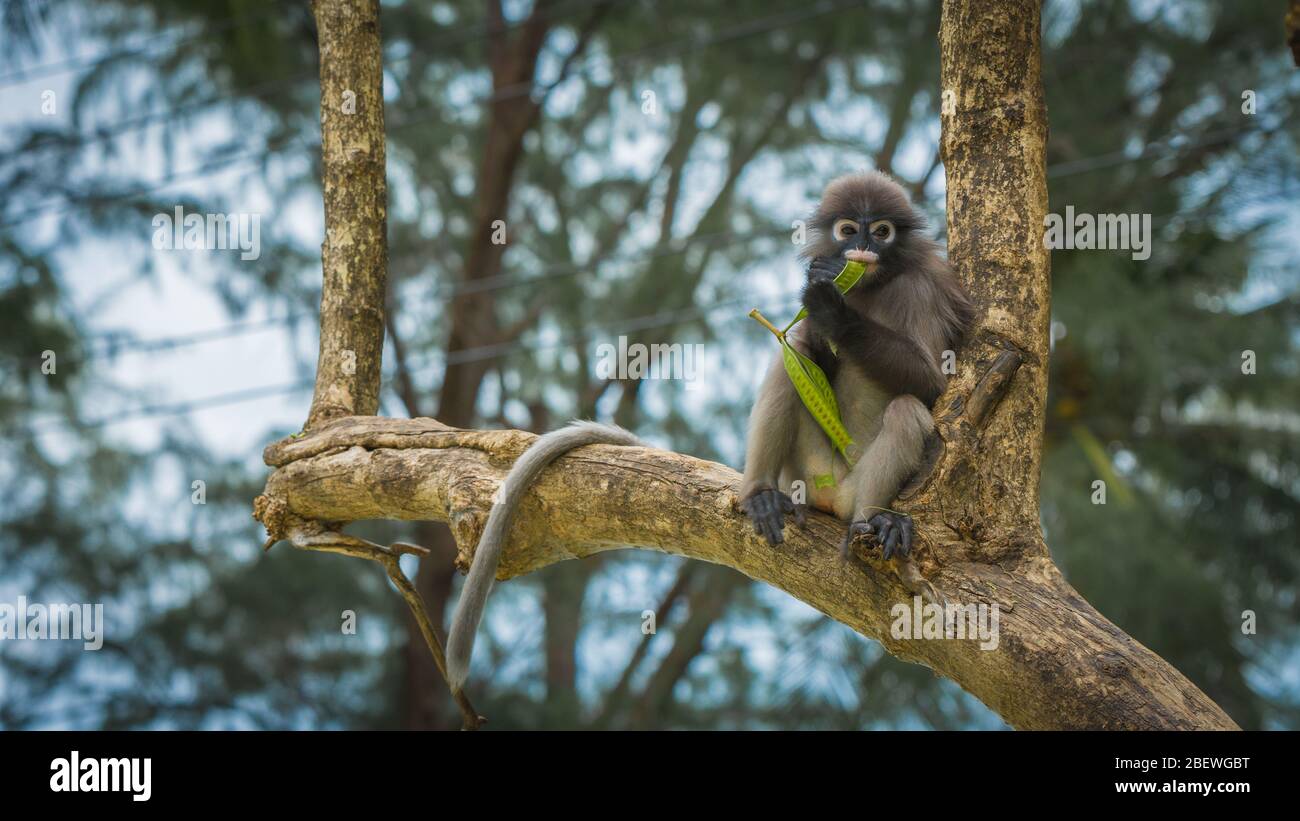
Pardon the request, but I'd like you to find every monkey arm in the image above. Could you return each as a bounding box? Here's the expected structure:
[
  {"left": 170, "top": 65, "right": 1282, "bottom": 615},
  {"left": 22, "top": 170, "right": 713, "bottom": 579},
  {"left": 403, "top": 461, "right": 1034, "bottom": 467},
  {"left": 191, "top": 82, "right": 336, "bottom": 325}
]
[
  {"left": 738, "top": 352, "right": 807, "bottom": 545},
  {"left": 739, "top": 351, "right": 802, "bottom": 499},
  {"left": 836, "top": 316, "right": 944, "bottom": 405},
  {"left": 740, "top": 328, "right": 829, "bottom": 545},
  {"left": 801, "top": 278, "right": 945, "bottom": 406}
]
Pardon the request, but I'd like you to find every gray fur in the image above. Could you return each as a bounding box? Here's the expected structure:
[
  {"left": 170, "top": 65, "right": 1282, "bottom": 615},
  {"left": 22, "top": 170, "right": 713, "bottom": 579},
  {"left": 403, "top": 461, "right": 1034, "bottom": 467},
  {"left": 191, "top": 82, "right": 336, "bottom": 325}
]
[
  {"left": 445, "top": 420, "right": 641, "bottom": 691},
  {"left": 837, "top": 395, "right": 932, "bottom": 521}
]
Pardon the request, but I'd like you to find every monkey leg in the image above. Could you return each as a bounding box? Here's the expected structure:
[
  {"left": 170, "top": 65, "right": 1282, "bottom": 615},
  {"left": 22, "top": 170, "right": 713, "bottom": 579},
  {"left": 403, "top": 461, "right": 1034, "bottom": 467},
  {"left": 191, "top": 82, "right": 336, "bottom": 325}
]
[{"left": 834, "top": 395, "right": 932, "bottom": 559}]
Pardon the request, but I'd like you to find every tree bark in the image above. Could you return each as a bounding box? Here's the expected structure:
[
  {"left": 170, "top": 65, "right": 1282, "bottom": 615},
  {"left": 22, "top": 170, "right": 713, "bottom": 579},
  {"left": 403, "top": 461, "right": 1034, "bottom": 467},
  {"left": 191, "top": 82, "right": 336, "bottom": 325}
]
[
  {"left": 305, "top": 0, "right": 388, "bottom": 428},
  {"left": 295, "top": 0, "right": 483, "bottom": 730}
]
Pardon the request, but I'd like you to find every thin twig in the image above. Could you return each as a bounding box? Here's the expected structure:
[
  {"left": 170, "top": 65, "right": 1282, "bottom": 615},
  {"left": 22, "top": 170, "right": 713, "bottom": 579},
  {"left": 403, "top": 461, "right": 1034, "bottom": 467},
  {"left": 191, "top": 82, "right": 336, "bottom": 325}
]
[{"left": 285, "top": 525, "right": 485, "bottom": 730}]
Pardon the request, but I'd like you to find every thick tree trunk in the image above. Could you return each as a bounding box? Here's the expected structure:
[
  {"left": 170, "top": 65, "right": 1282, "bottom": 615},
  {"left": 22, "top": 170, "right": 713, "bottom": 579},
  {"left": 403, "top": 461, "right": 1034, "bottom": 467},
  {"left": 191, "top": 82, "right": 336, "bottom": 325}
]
[{"left": 255, "top": 0, "right": 1239, "bottom": 729}]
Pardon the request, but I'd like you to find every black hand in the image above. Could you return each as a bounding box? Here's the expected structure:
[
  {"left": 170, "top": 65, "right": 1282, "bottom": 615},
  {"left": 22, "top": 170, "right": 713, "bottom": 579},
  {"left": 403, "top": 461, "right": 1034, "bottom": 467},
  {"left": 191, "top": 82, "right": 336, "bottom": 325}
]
[
  {"left": 806, "top": 256, "right": 843, "bottom": 284},
  {"left": 801, "top": 277, "right": 858, "bottom": 342},
  {"left": 741, "top": 488, "right": 799, "bottom": 546},
  {"left": 841, "top": 512, "right": 914, "bottom": 560},
  {"left": 868, "top": 511, "right": 914, "bottom": 559}
]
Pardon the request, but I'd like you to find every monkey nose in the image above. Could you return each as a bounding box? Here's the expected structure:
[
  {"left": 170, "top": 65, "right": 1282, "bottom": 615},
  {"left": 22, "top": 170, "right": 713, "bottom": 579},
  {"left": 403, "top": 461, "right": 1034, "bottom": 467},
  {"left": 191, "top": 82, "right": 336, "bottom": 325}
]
[{"left": 844, "top": 249, "right": 878, "bottom": 265}]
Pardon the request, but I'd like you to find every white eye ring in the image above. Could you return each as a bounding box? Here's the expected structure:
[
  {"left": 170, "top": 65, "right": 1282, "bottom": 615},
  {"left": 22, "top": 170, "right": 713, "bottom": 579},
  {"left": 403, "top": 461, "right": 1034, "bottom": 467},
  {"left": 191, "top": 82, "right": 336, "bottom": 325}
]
[
  {"left": 869, "top": 220, "right": 895, "bottom": 243},
  {"left": 832, "top": 219, "right": 860, "bottom": 241}
]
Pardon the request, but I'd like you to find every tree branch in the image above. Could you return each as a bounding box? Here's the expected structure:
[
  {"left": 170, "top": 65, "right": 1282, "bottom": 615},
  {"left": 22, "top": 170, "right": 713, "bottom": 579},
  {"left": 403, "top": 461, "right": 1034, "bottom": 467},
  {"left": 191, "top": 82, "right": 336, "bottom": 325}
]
[
  {"left": 1286, "top": 0, "right": 1299, "bottom": 67},
  {"left": 593, "top": 562, "right": 699, "bottom": 728},
  {"left": 294, "top": 0, "right": 472, "bottom": 730},
  {"left": 253, "top": 404, "right": 1236, "bottom": 730},
  {"left": 261, "top": 515, "right": 484, "bottom": 729},
  {"left": 625, "top": 566, "right": 745, "bottom": 730}
]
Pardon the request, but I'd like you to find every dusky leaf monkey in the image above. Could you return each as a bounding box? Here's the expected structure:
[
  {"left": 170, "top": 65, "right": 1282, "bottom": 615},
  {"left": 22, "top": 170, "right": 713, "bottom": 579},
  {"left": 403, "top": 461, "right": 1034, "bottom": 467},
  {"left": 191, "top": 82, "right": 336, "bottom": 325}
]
[
  {"left": 445, "top": 171, "right": 972, "bottom": 691},
  {"left": 739, "top": 170, "right": 973, "bottom": 559}
]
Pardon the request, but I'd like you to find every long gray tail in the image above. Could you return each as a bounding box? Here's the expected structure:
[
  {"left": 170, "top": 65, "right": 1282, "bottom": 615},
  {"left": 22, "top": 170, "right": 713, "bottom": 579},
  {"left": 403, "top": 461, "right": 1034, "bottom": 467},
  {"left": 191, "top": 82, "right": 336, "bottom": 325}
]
[{"left": 445, "top": 420, "right": 642, "bottom": 691}]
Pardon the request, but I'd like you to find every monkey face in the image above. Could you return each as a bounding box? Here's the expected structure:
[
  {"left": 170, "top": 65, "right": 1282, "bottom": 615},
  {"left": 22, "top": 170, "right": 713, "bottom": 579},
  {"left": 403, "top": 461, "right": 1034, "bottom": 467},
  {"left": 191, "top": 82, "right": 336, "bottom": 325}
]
[
  {"left": 802, "top": 171, "right": 926, "bottom": 283},
  {"left": 830, "top": 215, "right": 894, "bottom": 264}
]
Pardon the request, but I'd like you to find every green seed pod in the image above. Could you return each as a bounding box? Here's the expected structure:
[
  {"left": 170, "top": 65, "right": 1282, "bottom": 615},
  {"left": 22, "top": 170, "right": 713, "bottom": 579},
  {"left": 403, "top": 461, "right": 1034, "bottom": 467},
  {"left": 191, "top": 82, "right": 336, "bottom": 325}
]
[
  {"left": 781, "top": 340, "right": 854, "bottom": 458},
  {"left": 749, "top": 259, "right": 868, "bottom": 463}
]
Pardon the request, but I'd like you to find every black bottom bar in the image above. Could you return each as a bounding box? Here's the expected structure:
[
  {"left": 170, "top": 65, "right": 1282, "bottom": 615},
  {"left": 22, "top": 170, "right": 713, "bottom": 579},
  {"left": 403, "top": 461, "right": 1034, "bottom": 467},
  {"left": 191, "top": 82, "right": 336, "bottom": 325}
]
[{"left": 1, "top": 730, "right": 1287, "bottom": 806}]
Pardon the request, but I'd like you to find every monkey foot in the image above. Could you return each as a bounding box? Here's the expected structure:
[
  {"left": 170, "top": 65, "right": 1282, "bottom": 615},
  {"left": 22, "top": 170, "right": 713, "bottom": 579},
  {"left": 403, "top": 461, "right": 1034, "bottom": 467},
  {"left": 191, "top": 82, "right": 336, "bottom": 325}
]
[
  {"left": 839, "top": 511, "right": 913, "bottom": 560},
  {"left": 741, "top": 489, "right": 807, "bottom": 546}
]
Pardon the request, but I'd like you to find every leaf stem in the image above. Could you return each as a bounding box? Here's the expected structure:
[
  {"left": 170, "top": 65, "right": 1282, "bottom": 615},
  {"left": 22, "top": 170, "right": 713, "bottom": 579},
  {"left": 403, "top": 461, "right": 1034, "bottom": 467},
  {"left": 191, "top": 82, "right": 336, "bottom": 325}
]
[{"left": 748, "top": 308, "right": 784, "bottom": 340}]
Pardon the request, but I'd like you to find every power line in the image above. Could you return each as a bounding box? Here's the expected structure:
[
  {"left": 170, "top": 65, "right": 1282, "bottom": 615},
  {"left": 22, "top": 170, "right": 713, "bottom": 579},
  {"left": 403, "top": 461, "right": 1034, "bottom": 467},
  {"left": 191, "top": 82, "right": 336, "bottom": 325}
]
[
  {"left": 3, "top": 0, "right": 856, "bottom": 227},
  {"left": 0, "top": 5, "right": 290, "bottom": 87},
  {"left": 38, "top": 98, "right": 1279, "bottom": 355},
  {"left": 63, "top": 133, "right": 1268, "bottom": 363},
  {"left": 9, "top": 3, "right": 1292, "bottom": 423},
  {"left": 445, "top": 293, "right": 766, "bottom": 366},
  {"left": 22, "top": 189, "right": 1278, "bottom": 433},
  {"left": 435, "top": 228, "right": 782, "bottom": 298},
  {"left": 1046, "top": 121, "right": 1277, "bottom": 179},
  {"left": 83, "top": 313, "right": 308, "bottom": 357},
  {"left": 2, "top": 148, "right": 280, "bottom": 227},
  {"left": 28, "top": 380, "right": 316, "bottom": 433},
  {"left": 5, "top": 0, "right": 1295, "bottom": 227},
  {"left": 78, "top": 227, "right": 789, "bottom": 359},
  {"left": 27, "top": 293, "right": 794, "bottom": 433},
  {"left": 40, "top": 187, "right": 1258, "bottom": 432},
  {"left": 11, "top": 0, "right": 624, "bottom": 157},
  {"left": 17, "top": 105, "right": 1280, "bottom": 371},
  {"left": 8, "top": 96, "right": 1284, "bottom": 233}
]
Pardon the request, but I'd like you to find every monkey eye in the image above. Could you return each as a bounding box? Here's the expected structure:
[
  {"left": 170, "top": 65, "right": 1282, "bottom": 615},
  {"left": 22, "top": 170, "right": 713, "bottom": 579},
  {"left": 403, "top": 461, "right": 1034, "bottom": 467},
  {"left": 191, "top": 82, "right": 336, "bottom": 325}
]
[
  {"left": 832, "top": 218, "right": 860, "bottom": 241},
  {"left": 869, "top": 220, "right": 895, "bottom": 242}
]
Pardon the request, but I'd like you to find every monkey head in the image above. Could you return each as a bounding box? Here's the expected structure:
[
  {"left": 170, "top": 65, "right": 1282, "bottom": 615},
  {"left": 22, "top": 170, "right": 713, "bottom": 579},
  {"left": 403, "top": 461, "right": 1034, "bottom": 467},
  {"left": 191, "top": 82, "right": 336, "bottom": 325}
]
[{"left": 800, "top": 170, "right": 929, "bottom": 286}]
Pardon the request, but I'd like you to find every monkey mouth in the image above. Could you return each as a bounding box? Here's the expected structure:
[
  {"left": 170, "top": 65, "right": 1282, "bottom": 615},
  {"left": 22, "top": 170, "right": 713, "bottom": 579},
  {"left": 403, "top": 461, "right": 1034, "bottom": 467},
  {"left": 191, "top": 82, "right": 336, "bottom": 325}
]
[{"left": 844, "top": 249, "right": 878, "bottom": 265}]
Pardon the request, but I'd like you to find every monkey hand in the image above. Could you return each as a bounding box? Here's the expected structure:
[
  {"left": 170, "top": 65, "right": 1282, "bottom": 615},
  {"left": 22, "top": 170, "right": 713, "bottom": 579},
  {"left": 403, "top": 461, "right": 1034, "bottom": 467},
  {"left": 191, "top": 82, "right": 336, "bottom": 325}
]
[
  {"left": 801, "top": 276, "right": 858, "bottom": 342},
  {"left": 839, "top": 511, "right": 913, "bottom": 560},
  {"left": 805, "top": 255, "right": 844, "bottom": 284},
  {"left": 741, "top": 487, "right": 806, "bottom": 546}
]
